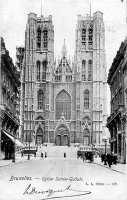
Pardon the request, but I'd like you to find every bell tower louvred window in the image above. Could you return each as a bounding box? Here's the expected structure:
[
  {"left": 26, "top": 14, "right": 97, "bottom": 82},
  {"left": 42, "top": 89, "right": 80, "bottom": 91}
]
[
  {"left": 43, "top": 29, "right": 48, "bottom": 49},
  {"left": 82, "top": 60, "right": 86, "bottom": 81},
  {"left": 82, "top": 29, "right": 86, "bottom": 46},
  {"left": 37, "top": 28, "right": 41, "bottom": 51},
  {"left": 88, "top": 60, "right": 93, "bottom": 81},
  {"left": 88, "top": 26, "right": 93, "bottom": 49},
  {"left": 37, "top": 61, "right": 41, "bottom": 80},
  {"left": 42, "top": 61, "right": 47, "bottom": 81}
]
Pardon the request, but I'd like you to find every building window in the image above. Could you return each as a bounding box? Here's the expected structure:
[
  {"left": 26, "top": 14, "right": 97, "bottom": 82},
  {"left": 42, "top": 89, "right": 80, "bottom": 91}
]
[
  {"left": 82, "top": 29, "right": 86, "bottom": 46},
  {"left": 43, "top": 29, "right": 48, "bottom": 49},
  {"left": 56, "top": 90, "right": 71, "bottom": 120},
  {"left": 38, "top": 90, "right": 44, "bottom": 110},
  {"left": 37, "top": 61, "right": 41, "bottom": 80},
  {"left": 45, "top": 104, "right": 49, "bottom": 111},
  {"left": 82, "top": 60, "right": 86, "bottom": 81},
  {"left": 82, "top": 116, "right": 91, "bottom": 126},
  {"left": 66, "top": 75, "right": 72, "bottom": 82},
  {"left": 37, "top": 28, "right": 41, "bottom": 51},
  {"left": 88, "top": 60, "right": 92, "bottom": 81},
  {"left": 42, "top": 61, "right": 47, "bottom": 81},
  {"left": 84, "top": 90, "right": 89, "bottom": 109},
  {"left": 88, "top": 27, "right": 93, "bottom": 49},
  {"left": 55, "top": 75, "right": 62, "bottom": 82}
]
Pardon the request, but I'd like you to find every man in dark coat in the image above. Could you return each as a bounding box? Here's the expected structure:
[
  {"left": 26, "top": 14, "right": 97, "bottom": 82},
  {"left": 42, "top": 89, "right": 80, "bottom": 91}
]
[{"left": 107, "top": 154, "right": 112, "bottom": 168}]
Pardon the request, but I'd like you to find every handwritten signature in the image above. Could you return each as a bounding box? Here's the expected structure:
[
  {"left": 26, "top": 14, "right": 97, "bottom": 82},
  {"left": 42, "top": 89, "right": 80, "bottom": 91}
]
[{"left": 23, "top": 184, "right": 91, "bottom": 200}]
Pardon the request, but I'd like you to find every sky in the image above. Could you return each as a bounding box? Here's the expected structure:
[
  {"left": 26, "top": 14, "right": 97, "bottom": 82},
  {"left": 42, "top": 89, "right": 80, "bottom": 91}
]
[{"left": 0, "top": 0, "right": 127, "bottom": 114}]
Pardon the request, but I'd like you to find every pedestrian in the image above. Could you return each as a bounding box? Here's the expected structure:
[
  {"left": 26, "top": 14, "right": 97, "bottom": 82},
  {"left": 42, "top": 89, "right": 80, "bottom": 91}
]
[
  {"left": 41, "top": 153, "right": 43, "bottom": 158},
  {"left": 45, "top": 152, "right": 47, "bottom": 158},
  {"left": 64, "top": 152, "right": 66, "bottom": 158},
  {"left": 107, "top": 154, "right": 112, "bottom": 168},
  {"left": 103, "top": 154, "right": 107, "bottom": 165},
  {"left": 34, "top": 152, "right": 36, "bottom": 158}
]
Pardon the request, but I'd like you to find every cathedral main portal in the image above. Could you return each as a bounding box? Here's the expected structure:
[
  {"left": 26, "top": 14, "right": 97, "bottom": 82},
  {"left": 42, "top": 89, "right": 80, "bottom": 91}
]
[{"left": 55, "top": 126, "right": 70, "bottom": 146}]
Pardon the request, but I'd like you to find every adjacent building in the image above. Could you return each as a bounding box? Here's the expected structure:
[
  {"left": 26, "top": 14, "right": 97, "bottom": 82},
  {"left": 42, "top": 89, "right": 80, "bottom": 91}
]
[
  {"left": 15, "top": 46, "right": 25, "bottom": 142},
  {"left": 0, "top": 37, "right": 20, "bottom": 159},
  {"left": 107, "top": 37, "right": 127, "bottom": 163},
  {"left": 15, "top": 46, "right": 25, "bottom": 73},
  {"left": 20, "top": 12, "right": 108, "bottom": 148}
]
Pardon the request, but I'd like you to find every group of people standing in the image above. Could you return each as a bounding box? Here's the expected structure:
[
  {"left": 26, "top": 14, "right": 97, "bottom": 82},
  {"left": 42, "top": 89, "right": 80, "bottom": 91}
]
[
  {"left": 101, "top": 153, "right": 117, "bottom": 168},
  {"left": 41, "top": 152, "right": 47, "bottom": 158}
]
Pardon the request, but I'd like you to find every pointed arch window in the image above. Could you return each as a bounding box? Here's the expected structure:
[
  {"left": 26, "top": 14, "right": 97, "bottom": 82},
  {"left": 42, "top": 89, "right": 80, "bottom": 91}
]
[
  {"left": 42, "top": 61, "right": 47, "bottom": 81},
  {"left": 82, "top": 116, "right": 91, "bottom": 126},
  {"left": 37, "top": 27, "right": 41, "bottom": 51},
  {"left": 88, "top": 60, "right": 93, "bottom": 81},
  {"left": 43, "top": 29, "right": 48, "bottom": 49},
  {"left": 37, "top": 61, "right": 41, "bottom": 80},
  {"left": 82, "top": 29, "right": 86, "bottom": 46},
  {"left": 55, "top": 64, "right": 62, "bottom": 82},
  {"left": 84, "top": 90, "right": 89, "bottom": 109},
  {"left": 56, "top": 91, "right": 71, "bottom": 120},
  {"left": 66, "top": 64, "right": 72, "bottom": 82},
  {"left": 38, "top": 90, "right": 44, "bottom": 110},
  {"left": 82, "top": 60, "right": 86, "bottom": 81}
]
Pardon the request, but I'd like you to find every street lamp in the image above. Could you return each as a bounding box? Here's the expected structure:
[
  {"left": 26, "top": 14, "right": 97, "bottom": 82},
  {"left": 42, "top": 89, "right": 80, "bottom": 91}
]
[
  {"left": 103, "top": 139, "right": 108, "bottom": 165},
  {"left": 27, "top": 134, "right": 30, "bottom": 160}
]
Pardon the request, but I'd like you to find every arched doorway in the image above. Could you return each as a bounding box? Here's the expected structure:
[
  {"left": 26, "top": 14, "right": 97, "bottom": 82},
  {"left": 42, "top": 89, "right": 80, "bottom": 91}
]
[
  {"left": 63, "top": 135, "right": 69, "bottom": 146},
  {"left": 55, "top": 135, "right": 61, "bottom": 146},
  {"left": 55, "top": 126, "right": 70, "bottom": 146},
  {"left": 36, "top": 128, "right": 43, "bottom": 145},
  {"left": 83, "top": 128, "right": 90, "bottom": 146}
]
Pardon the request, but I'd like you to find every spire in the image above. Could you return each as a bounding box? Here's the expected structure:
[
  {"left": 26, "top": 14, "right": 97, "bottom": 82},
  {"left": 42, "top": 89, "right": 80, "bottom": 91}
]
[
  {"left": 62, "top": 39, "right": 67, "bottom": 58},
  {"left": 41, "top": 2, "right": 42, "bottom": 17},
  {"left": 90, "top": 1, "right": 91, "bottom": 20}
]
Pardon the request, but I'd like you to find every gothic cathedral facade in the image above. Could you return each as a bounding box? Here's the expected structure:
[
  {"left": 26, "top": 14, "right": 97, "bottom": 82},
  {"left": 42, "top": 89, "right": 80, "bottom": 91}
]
[{"left": 20, "top": 11, "right": 107, "bottom": 146}]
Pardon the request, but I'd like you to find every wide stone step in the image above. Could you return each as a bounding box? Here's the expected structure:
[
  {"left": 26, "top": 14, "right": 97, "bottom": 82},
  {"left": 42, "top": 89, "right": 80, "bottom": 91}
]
[{"left": 37, "top": 146, "right": 78, "bottom": 158}]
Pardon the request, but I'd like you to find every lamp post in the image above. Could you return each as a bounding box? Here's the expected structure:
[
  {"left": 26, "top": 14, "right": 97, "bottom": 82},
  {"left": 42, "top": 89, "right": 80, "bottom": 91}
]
[
  {"left": 103, "top": 139, "right": 108, "bottom": 165},
  {"left": 27, "top": 134, "right": 30, "bottom": 160},
  {"left": 12, "top": 133, "right": 16, "bottom": 162}
]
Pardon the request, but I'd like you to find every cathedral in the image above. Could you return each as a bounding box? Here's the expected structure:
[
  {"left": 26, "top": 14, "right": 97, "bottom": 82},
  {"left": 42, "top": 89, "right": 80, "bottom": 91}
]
[{"left": 20, "top": 11, "right": 108, "bottom": 147}]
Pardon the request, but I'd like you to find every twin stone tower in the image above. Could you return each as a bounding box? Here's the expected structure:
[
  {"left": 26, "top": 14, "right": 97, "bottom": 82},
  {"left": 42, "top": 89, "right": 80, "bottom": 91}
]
[{"left": 20, "top": 11, "right": 108, "bottom": 147}]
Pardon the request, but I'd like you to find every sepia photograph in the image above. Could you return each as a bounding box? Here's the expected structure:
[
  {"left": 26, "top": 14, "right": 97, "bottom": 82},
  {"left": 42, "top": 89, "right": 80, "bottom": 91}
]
[{"left": 0, "top": 0, "right": 126, "bottom": 199}]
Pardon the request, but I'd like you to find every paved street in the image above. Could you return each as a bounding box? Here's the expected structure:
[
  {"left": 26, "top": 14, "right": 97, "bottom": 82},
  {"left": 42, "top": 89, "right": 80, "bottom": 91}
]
[{"left": 0, "top": 157, "right": 126, "bottom": 200}]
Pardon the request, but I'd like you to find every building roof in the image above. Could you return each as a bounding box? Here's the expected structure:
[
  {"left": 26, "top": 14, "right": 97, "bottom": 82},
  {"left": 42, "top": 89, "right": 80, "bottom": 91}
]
[
  {"left": 1, "top": 38, "right": 20, "bottom": 86},
  {"left": 107, "top": 37, "right": 127, "bottom": 84}
]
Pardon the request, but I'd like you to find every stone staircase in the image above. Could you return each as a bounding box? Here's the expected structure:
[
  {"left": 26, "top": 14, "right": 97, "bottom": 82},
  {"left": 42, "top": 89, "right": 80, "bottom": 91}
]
[{"left": 37, "top": 146, "right": 78, "bottom": 158}]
